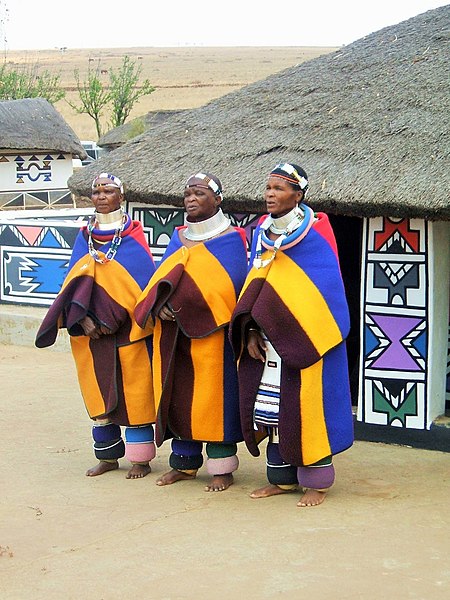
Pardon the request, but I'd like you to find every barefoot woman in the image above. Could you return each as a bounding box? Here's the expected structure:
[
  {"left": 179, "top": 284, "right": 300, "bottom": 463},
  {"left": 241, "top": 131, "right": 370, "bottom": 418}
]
[
  {"left": 230, "top": 163, "right": 354, "bottom": 507},
  {"left": 36, "top": 173, "right": 157, "bottom": 479},
  {"left": 135, "top": 172, "right": 247, "bottom": 492}
]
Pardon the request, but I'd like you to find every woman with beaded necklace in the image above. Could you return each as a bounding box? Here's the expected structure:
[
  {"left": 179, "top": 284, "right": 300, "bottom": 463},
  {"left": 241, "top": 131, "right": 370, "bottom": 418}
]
[
  {"left": 135, "top": 172, "right": 248, "bottom": 492},
  {"left": 36, "top": 173, "right": 157, "bottom": 480},
  {"left": 230, "top": 162, "right": 354, "bottom": 507}
]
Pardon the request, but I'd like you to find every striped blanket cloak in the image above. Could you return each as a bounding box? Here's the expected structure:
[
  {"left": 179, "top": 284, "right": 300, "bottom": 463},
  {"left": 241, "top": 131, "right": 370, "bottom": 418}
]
[
  {"left": 135, "top": 227, "right": 248, "bottom": 447},
  {"left": 230, "top": 212, "right": 354, "bottom": 466},
  {"left": 35, "top": 217, "right": 156, "bottom": 427}
]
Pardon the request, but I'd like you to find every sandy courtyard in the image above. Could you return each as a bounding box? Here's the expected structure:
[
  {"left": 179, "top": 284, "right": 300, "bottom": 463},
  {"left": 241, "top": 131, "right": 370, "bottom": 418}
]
[{"left": 1, "top": 343, "right": 449, "bottom": 600}]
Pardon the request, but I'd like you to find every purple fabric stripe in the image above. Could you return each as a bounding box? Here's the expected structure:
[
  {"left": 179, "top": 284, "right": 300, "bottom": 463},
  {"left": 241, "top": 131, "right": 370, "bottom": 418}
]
[
  {"left": 169, "top": 333, "right": 194, "bottom": 439},
  {"left": 171, "top": 272, "right": 218, "bottom": 337},
  {"left": 278, "top": 365, "right": 303, "bottom": 465},
  {"left": 297, "top": 463, "right": 335, "bottom": 489},
  {"left": 249, "top": 281, "right": 321, "bottom": 369}
]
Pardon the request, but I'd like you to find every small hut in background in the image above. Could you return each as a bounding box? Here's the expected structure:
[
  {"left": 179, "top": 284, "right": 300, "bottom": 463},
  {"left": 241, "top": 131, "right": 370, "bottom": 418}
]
[
  {"left": 98, "top": 109, "right": 187, "bottom": 152},
  {"left": 0, "top": 98, "right": 86, "bottom": 210},
  {"left": 70, "top": 5, "right": 449, "bottom": 448}
]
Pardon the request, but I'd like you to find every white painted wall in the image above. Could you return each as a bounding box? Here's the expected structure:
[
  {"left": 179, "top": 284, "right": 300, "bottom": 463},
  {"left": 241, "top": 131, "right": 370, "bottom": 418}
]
[{"left": 0, "top": 151, "right": 74, "bottom": 192}]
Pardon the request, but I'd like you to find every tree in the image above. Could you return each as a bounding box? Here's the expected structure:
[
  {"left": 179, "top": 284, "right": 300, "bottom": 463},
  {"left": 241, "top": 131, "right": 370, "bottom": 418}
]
[
  {"left": 69, "top": 55, "right": 155, "bottom": 140},
  {"left": 0, "top": 62, "right": 65, "bottom": 103},
  {"left": 67, "top": 62, "right": 110, "bottom": 138},
  {"left": 108, "top": 55, "right": 154, "bottom": 129}
]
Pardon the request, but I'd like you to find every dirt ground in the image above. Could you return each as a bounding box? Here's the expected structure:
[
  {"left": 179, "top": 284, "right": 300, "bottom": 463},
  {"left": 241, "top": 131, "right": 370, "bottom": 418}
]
[
  {"left": 1, "top": 343, "right": 449, "bottom": 600},
  {"left": 4, "top": 46, "right": 336, "bottom": 140}
]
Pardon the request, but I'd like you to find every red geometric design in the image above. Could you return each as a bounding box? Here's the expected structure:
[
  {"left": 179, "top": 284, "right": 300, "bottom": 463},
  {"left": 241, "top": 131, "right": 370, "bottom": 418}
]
[
  {"left": 374, "top": 218, "right": 420, "bottom": 253},
  {"left": 16, "top": 226, "right": 44, "bottom": 246}
]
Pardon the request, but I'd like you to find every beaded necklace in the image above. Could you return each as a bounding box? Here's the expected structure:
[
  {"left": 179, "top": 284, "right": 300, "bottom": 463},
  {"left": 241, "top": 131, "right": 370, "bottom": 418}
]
[
  {"left": 253, "top": 204, "right": 314, "bottom": 269},
  {"left": 87, "top": 210, "right": 127, "bottom": 264}
]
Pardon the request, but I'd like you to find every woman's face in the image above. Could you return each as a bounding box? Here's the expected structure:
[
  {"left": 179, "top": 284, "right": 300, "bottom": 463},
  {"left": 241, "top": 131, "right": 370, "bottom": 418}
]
[
  {"left": 91, "top": 178, "right": 123, "bottom": 214},
  {"left": 265, "top": 177, "right": 302, "bottom": 217},
  {"left": 183, "top": 184, "right": 220, "bottom": 222}
]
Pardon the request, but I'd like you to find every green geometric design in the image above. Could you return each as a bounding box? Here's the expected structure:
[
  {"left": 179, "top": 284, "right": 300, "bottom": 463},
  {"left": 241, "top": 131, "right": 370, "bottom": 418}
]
[
  {"left": 373, "top": 383, "right": 418, "bottom": 426},
  {"left": 143, "top": 208, "right": 184, "bottom": 239}
]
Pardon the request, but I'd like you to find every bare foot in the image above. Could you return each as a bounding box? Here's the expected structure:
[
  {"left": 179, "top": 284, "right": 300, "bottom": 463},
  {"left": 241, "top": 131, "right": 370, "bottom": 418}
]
[
  {"left": 85, "top": 460, "right": 119, "bottom": 477},
  {"left": 204, "top": 473, "right": 234, "bottom": 492},
  {"left": 156, "top": 469, "right": 196, "bottom": 486},
  {"left": 126, "top": 463, "right": 151, "bottom": 479},
  {"left": 250, "top": 484, "right": 298, "bottom": 499},
  {"left": 297, "top": 488, "right": 327, "bottom": 507}
]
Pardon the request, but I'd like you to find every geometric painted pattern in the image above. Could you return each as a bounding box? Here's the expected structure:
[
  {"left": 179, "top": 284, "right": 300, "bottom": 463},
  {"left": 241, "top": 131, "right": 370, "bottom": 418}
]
[
  {"left": 1, "top": 246, "right": 72, "bottom": 304},
  {"left": 372, "top": 379, "right": 419, "bottom": 426},
  {"left": 128, "top": 202, "right": 262, "bottom": 262},
  {"left": 359, "top": 216, "right": 429, "bottom": 429},
  {"left": 0, "top": 189, "right": 74, "bottom": 210},
  {"left": 365, "top": 313, "right": 426, "bottom": 371},
  {"left": 0, "top": 152, "right": 75, "bottom": 209},
  {"left": 0, "top": 215, "right": 88, "bottom": 306}
]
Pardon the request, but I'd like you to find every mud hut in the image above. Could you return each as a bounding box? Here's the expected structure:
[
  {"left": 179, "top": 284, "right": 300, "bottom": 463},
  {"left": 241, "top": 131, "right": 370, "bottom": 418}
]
[
  {"left": 0, "top": 98, "right": 86, "bottom": 210},
  {"left": 69, "top": 6, "right": 450, "bottom": 448}
]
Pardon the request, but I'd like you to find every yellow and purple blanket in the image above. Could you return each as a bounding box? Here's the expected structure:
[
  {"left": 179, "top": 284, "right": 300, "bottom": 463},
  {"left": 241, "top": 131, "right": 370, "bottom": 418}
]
[
  {"left": 135, "top": 227, "right": 248, "bottom": 446},
  {"left": 230, "top": 213, "right": 354, "bottom": 466},
  {"left": 35, "top": 217, "right": 156, "bottom": 426}
]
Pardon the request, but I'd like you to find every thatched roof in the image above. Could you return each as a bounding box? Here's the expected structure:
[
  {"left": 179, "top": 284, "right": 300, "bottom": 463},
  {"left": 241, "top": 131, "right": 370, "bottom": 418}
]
[
  {"left": 69, "top": 6, "right": 450, "bottom": 220},
  {"left": 98, "top": 110, "right": 187, "bottom": 150},
  {"left": 0, "top": 98, "right": 86, "bottom": 159}
]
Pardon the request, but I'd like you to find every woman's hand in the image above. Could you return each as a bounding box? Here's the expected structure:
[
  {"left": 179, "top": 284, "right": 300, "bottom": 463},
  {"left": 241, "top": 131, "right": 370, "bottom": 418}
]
[
  {"left": 247, "top": 330, "right": 266, "bottom": 362},
  {"left": 79, "top": 315, "right": 100, "bottom": 339},
  {"left": 159, "top": 304, "right": 176, "bottom": 322}
]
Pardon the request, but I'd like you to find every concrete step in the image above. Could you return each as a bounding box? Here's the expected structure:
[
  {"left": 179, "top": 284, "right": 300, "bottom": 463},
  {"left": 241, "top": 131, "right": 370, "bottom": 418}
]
[{"left": 0, "top": 304, "right": 69, "bottom": 351}]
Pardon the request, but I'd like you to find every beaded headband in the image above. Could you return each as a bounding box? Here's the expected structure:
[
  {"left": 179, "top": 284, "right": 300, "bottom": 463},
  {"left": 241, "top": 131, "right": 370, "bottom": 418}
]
[
  {"left": 92, "top": 173, "right": 124, "bottom": 194},
  {"left": 269, "top": 163, "right": 308, "bottom": 191},
  {"left": 186, "top": 172, "right": 223, "bottom": 196}
]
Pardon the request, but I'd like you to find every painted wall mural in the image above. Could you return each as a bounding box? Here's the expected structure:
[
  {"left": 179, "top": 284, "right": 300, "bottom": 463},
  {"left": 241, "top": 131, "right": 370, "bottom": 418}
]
[
  {"left": 0, "top": 211, "right": 90, "bottom": 305},
  {"left": 0, "top": 153, "right": 75, "bottom": 210},
  {"left": 359, "top": 216, "right": 429, "bottom": 429}
]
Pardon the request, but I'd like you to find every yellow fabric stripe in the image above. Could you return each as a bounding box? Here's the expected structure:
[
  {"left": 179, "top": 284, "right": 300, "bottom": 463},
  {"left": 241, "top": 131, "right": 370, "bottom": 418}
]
[
  {"left": 70, "top": 336, "right": 106, "bottom": 418},
  {"left": 185, "top": 244, "right": 237, "bottom": 324},
  {"left": 190, "top": 331, "right": 224, "bottom": 440},
  {"left": 93, "top": 260, "right": 142, "bottom": 311},
  {"left": 266, "top": 252, "right": 343, "bottom": 355},
  {"left": 149, "top": 246, "right": 189, "bottom": 283},
  {"left": 93, "top": 259, "right": 153, "bottom": 339},
  {"left": 299, "top": 359, "right": 331, "bottom": 464},
  {"left": 118, "top": 343, "right": 155, "bottom": 424}
]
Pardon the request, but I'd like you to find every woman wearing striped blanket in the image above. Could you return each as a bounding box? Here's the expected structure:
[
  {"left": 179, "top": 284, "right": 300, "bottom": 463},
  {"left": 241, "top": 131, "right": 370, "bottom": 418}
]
[
  {"left": 230, "top": 163, "right": 354, "bottom": 507},
  {"left": 36, "top": 173, "right": 157, "bottom": 479},
  {"left": 135, "top": 172, "right": 248, "bottom": 492}
]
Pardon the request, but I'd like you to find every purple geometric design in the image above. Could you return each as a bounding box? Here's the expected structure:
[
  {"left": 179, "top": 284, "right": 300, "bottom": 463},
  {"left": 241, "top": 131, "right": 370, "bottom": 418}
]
[{"left": 370, "top": 314, "right": 424, "bottom": 371}]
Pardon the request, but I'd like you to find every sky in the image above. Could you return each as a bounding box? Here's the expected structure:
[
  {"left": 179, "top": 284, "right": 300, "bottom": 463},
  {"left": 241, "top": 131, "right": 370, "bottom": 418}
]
[{"left": 1, "top": 0, "right": 448, "bottom": 50}]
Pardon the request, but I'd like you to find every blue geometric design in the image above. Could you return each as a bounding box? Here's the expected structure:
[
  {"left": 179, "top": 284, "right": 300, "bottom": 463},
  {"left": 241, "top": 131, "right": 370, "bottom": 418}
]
[
  {"left": 41, "top": 230, "right": 64, "bottom": 248},
  {"left": 24, "top": 257, "right": 69, "bottom": 294},
  {"left": 364, "top": 325, "right": 380, "bottom": 355},
  {"left": 411, "top": 329, "right": 427, "bottom": 359}
]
